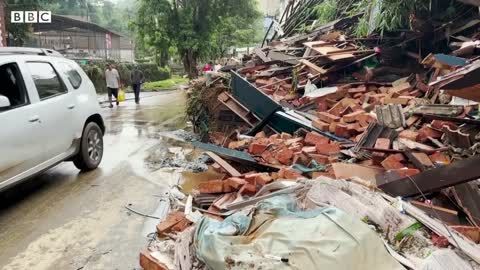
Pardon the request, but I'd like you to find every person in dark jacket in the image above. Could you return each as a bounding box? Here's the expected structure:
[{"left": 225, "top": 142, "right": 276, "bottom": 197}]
[{"left": 131, "top": 66, "right": 145, "bottom": 104}]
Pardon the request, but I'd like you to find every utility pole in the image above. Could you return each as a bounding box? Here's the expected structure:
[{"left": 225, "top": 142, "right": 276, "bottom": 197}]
[{"left": 0, "top": 0, "right": 6, "bottom": 47}]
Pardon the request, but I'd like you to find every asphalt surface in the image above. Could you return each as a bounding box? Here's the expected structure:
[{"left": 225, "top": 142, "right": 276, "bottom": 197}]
[{"left": 0, "top": 90, "right": 188, "bottom": 270}]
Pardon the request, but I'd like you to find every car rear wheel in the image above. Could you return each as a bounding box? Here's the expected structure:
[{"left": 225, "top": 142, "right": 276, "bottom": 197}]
[{"left": 74, "top": 122, "right": 104, "bottom": 171}]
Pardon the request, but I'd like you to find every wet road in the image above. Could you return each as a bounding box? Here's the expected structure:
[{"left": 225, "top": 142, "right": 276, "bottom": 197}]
[{"left": 0, "top": 90, "right": 188, "bottom": 270}]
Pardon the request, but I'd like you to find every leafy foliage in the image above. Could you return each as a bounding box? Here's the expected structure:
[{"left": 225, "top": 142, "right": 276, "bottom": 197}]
[
  {"left": 314, "top": 0, "right": 337, "bottom": 25},
  {"left": 134, "top": 0, "right": 261, "bottom": 78},
  {"left": 314, "top": 0, "right": 428, "bottom": 37},
  {"left": 81, "top": 61, "right": 171, "bottom": 93}
]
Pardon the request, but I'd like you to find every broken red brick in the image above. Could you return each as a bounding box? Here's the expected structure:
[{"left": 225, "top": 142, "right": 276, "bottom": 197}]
[
  {"left": 312, "top": 118, "right": 330, "bottom": 131},
  {"left": 275, "top": 148, "right": 294, "bottom": 165},
  {"left": 327, "top": 102, "right": 346, "bottom": 116},
  {"left": 315, "top": 143, "right": 341, "bottom": 155},
  {"left": 335, "top": 123, "right": 350, "bottom": 138},
  {"left": 228, "top": 140, "right": 248, "bottom": 149},
  {"left": 198, "top": 180, "right": 225, "bottom": 194},
  {"left": 309, "top": 154, "right": 329, "bottom": 165},
  {"left": 317, "top": 111, "right": 341, "bottom": 123},
  {"left": 261, "top": 150, "right": 279, "bottom": 165},
  {"left": 171, "top": 218, "right": 192, "bottom": 232},
  {"left": 140, "top": 250, "right": 169, "bottom": 270},
  {"left": 392, "top": 168, "right": 421, "bottom": 177},
  {"left": 225, "top": 177, "right": 247, "bottom": 189},
  {"left": 339, "top": 106, "right": 354, "bottom": 117},
  {"left": 255, "top": 173, "right": 273, "bottom": 185},
  {"left": 429, "top": 152, "right": 451, "bottom": 165},
  {"left": 431, "top": 120, "right": 458, "bottom": 130},
  {"left": 304, "top": 132, "right": 330, "bottom": 145},
  {"left": 343, "top": 110, "right": 364, "bottom": 123},
  {"left": 381, "top": 154, "right": 405, "bottom": 170},
  {"left": 375, "top": 138, "right": 391, "bottom": 149},
  {"left": 156, "top": 211, "right": 185, "bottom": 236},
  {"left": 411, "top": 152, "right": 434, "bottom": 168},
  {"left": 240, "top": 183, "right": 257, "bottom": 196},
  {"left": 278, "top": 167, "right": 303, "bottom": 180},
  {"left": 249, "top": 143, "right": 268, "bottom": 155},
  {"left": 399, "top": 130, "right": 419, "bottom": 141},
  {"left": 418, "top": 126, "right": 443, "bottom": 142}
]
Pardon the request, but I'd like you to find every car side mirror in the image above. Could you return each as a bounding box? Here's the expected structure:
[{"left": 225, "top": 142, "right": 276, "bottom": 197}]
[{"left": 0, "top": 95, "right": 11, "bottom": 108}]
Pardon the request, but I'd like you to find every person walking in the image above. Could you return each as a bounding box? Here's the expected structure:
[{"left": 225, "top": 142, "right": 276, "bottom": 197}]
[
  {"left": 131, "top": 66, "right": 145, "bottom": 104},
  {"left": 105, "top": 64, "right": 121, "bottom": 108}
]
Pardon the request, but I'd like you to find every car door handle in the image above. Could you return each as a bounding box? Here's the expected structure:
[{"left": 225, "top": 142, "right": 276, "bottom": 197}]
[
  {"left": 29, "top": 116, "right": 40, "bottom": 123},
  {"left": 67, "top": 104, "right": 76, "bottom": 110}
]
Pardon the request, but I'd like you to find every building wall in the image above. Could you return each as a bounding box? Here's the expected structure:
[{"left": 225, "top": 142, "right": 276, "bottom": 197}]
[{"left": 30, "top": 30, "right": 135, "bottom": 62}]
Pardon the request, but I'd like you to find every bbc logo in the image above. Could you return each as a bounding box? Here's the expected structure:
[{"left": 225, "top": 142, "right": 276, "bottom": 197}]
[{"left": 11, "top": 11, "right": 51, "bottom": 23}]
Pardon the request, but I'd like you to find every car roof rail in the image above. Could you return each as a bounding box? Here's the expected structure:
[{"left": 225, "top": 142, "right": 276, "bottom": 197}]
[{"left": 0, "top": 47, "right": 64, "bottom": 57}]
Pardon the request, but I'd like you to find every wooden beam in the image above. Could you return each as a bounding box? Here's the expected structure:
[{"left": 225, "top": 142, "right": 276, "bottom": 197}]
[{"left": 205, "top": 151, "right": 241, "bottom": 177}]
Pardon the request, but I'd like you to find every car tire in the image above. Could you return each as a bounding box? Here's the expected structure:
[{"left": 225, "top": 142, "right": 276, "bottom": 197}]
[{"left": 74, "top": 122, "right": 104, "bottom": 171}]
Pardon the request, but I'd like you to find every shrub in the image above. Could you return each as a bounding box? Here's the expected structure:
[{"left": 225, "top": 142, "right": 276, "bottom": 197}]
[{"left": 79, "top": 61, "right": 171, "bottom": 93}]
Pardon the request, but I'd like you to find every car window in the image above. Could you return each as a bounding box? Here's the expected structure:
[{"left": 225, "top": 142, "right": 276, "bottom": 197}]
[
  {"left": 58, "top": 62, "right": 82, "bottom": 89},
  {"left": 0, "top": 63, "right": 29, "bottom": 112},
  {"left": 26, "top": 62, "right": 67, "bottom": 100}
]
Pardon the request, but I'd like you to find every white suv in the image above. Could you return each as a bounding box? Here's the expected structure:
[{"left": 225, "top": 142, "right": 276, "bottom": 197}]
[{"left": 0, "top": 48, "right": 105, "bottom": 191}]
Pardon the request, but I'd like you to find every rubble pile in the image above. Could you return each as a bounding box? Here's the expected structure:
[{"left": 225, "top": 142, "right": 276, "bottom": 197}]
[{"left": 141, "top": 1, "right": 480, "bottom": 269}]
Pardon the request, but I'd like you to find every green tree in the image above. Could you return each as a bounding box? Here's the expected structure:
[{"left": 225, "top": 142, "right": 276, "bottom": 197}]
[{"left": 134, "top": 0, "right": 260, "bottom": 78}]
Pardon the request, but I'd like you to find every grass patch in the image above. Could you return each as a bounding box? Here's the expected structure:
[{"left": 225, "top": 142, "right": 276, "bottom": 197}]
[{"left": 143, "top": 75, "right": 189, "bottom": 91}]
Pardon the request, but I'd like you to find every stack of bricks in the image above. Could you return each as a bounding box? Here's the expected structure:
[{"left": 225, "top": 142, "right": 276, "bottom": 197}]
[{"left": 310, "top": 82, "right": 427, "bottom": 140}]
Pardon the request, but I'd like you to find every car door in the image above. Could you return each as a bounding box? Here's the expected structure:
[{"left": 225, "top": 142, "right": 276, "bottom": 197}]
[
  {"left": 20, "top": 60, "right": 77, "bottom": 160},
  {"left": 0, "top": 61, "right": 43, "bottom": 187}
]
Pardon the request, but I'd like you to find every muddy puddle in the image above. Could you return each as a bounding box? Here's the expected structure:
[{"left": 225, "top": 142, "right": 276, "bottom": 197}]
[{"left": 180, "top": 167, "right": 226, "bottom": 193}]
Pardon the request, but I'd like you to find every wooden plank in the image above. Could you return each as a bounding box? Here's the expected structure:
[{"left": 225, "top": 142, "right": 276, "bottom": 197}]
[
  {"left": 451, "top": 182, "right": 480, "bottom": 226},
  {"left": 331, "top": 163, "right": 384, "bottom": 183},
  {"left": 378, "top": 154, "right": 480, "bottom": 197},
  {"left": 411, "top": 200, "right": 460, "bottom": 225},
  {"left": 299, "top": 59, "right": 327, "bottom": 75},
  {"left": 254, "top": 48, "right": 271, "bottom": 62},
  {"left": 205, "top": 151, "right": 242, "bottom": 177}
]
